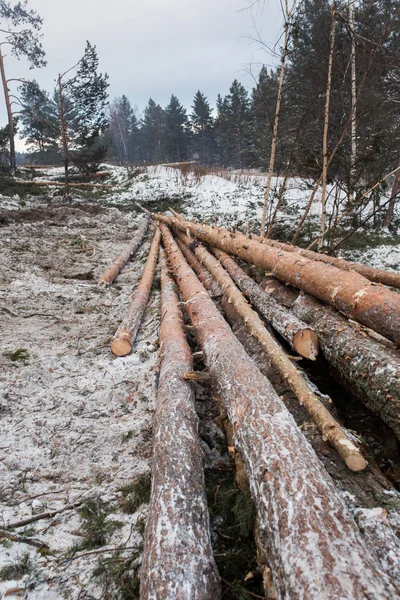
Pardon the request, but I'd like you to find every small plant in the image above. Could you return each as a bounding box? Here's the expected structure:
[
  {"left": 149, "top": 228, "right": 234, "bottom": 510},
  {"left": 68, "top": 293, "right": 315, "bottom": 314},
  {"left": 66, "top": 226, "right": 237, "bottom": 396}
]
[
  {"left": 121, "top": 431, "right": 134, "bottom": 443},
  {"left": 3, "top": 348, "right": 30, "bottom": 362},
  {"left": 93, "top": 551, "right": 141, "bottom": 599},
  {"left": 78, "top": 496, "right": 123, "bottom": 549},
  {"left": 119, "top": 473, "right": 151, "bottom": 514},
  {"left": 0, "top": 552, "right": 34, "bottom": 581}
]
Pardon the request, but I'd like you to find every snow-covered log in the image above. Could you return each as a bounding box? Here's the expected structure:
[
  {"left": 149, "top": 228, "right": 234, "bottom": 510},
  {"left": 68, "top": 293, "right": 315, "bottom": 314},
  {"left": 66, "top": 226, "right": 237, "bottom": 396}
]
[
  {"left": 262, "top": 277, "right": 400, "bottom": 438},
  {"left": 141, "top": 249, "right": 220, "bottom": 600},
  {"left": 153, "top": 214, "right": 400, "bottom": 345},
  {"left": 161, "top": 224, "right": 397, "bottom": 599},
  {"left": 111, "top": 228, "right": 160, "bottom": 356},
  {"left": 173, "top": 229, "right": 365, "bottom": 471},
  {"left": 99, "top": 215, "right": 150, "bottom": 286}
]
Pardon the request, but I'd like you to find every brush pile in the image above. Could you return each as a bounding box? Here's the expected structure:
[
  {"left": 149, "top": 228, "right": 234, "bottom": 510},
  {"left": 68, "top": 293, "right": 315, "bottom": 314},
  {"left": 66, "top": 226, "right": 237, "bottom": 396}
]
[{"left": 108, "top": 211, "right": 400, "bottom": 599}]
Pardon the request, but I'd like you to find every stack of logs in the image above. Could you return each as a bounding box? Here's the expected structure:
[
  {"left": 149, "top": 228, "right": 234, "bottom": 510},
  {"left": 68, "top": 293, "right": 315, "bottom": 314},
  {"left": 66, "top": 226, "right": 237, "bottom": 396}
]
[{"left": 101, "top": 212, "right": 400, "bottom": 599}]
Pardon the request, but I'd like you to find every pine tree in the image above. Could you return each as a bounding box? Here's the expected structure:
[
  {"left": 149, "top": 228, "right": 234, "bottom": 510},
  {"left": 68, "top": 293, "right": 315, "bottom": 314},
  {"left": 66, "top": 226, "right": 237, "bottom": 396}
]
[
  {"left": 251, "top": 67, "right": 280, "bottom": 169},
  {"left": 19, "top": 80, "right": 59, "bottom": 160},
  {"left": 191, "top": 90, "right": 215, "bottom": 164},
  {"left": 163, "top": 94, "right": 189, "bottom": 162},
  {"left": 0, "top": 0, "right": 46, "bottom": 173},
  {"left": 141, "top": 98, "right": 165, "bottom": 163}
]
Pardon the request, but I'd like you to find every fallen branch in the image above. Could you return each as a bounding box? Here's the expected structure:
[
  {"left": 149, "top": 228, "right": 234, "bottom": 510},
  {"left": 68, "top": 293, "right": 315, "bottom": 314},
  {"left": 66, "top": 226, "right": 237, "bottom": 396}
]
[
  {"left": 161, "top": 225, "right": 395, "bottom": 599},
  {"left": 0, "top": 528, "right": 49, "bottom": 549},
  {"left": 154, "top": 214, "right": 400, "bottom": 345},
  {"left": 5, "top": 499, "right": 86, "bottom": 529},
  {"left": 174, "top": 229, "right": 365, "bottom": 471},
  {"left": 141, "top": 249, "right": 220, "bottom": 599},
  {"left": 110, "top": 228, "right": 161, "bottom": 356},
  {"left": 98, "top": 216, "right": 150, "bottom": 286}
]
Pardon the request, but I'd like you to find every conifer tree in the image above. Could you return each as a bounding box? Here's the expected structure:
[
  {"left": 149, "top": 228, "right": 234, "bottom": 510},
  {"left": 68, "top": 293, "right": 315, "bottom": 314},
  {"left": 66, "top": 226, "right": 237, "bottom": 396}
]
[
  {"left": 19, "top": 80, "right": 58, "bottom": 158},
  {"left": 191, "top": 90, "right": 215, "bottom": 164},
  {"left": 141, "top": 98, "right": 165, "bottom": 163},
  {"left": 0, "top": 0, "right": 46, "bottom": 173},
  {"left": 164, "top": 94, "right": 189, "bottom": 162}
]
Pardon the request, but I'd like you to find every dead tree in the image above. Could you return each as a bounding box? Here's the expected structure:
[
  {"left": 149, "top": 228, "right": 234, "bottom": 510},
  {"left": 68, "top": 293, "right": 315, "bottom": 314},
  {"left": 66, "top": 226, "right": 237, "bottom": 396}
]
[
  {"left": 141, "top": 249, "right": 220, "bottom": 600},
  {"left": 154, "top": 214, "right": 400, "bottom": 345},
  {"left": 160, "top": 224, "right": 397, "bottom": 599}
]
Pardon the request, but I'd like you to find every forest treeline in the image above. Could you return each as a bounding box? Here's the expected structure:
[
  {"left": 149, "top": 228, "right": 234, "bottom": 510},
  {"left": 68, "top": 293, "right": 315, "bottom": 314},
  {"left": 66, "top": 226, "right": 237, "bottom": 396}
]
[{"left": 8, "top": 0, "right": 400, "bottom": 201}]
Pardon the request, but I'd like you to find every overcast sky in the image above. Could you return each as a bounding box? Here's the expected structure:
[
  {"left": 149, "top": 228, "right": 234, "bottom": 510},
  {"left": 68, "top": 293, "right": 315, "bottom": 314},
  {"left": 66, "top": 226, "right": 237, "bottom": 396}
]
[{"left": 1, "top": 0, "right": 283, "bottom": 149}]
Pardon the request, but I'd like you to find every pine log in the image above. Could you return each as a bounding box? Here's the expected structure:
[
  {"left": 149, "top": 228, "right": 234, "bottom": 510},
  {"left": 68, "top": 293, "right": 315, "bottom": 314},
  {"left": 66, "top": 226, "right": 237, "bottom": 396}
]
[
  {"left": 173, "top": 230, "right": 366, "bottom": 471},
  {"left": 261, "top": 238, "right": 400, "bottom": 289},
  {"left": 160, "top": 224, "right": 397, "bottom": 599},
  {"left": 211, "top": 245, "right": 319, "bottom": 360},
  {"left": 153, "top": 214, "right": 400, "bottom": 345},
  {"left": 111, "top": 228, "right": 160, "bottom": 356},
  {"left": 15, "top": 179, "right": 112, "bottom": 188},
  {"left": 141, "top": 249, "right": 220, "bottom": 600},
  {"left": 261, "top": 276, "right": 400, "bottom": 438},
  {"left": 99, "top": 216, "right": 150, "bottom": 286}
]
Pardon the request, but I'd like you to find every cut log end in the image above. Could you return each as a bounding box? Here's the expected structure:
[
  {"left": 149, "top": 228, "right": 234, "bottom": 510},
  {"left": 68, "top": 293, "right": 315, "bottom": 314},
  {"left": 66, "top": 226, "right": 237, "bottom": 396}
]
[
  {"left": 110, "top": 336, "right": 132, "bottom": 357},
  {"left": 346, "top": 452, "right": 368, "bottom": 472},
  {"left": 292, "top": 329, "right": 319, "bottom": 360}
]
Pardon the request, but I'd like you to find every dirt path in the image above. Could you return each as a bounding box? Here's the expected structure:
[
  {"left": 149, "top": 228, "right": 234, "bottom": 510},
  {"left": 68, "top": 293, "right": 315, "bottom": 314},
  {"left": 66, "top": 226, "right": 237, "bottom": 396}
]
[{"left": 0, "top": 201, "right": 159, "bottom": 598}]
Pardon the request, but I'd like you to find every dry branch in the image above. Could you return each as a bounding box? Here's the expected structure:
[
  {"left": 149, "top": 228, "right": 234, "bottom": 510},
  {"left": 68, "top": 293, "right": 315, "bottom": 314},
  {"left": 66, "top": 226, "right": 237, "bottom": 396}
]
[
  {"left": 111, "top": 228, "right": 161, "bottom": 356},
  {"left": 173, "top": 229, "right": 365, "bottom": 471},
  {"left": 154, "top": 214, "right": 400, "bottom": 345},
  {"left": 160, "top": 224, "right": 396, "bottom": 599},
  {"left": 262, "top": 276, "right": 400, "bottom": 438},
  {"left": 141, "top": 249, "right": 220, "bottom": 599},
  {"left": 99, "top": 216, "right": 150, "bottom": 286}
]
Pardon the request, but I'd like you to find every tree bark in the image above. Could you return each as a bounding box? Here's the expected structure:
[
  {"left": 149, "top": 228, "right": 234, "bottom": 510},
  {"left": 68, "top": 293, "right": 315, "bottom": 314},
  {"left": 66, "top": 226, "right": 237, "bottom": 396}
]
[
  {"left": 58, "top": 75, "right": 70, "bottom": 199},
  {"left": 154, "top": 214, "right": 400, "bottom": 345},
  {"left": 172, "top": 229, "right": 365, "bottom": 471},
  {"left": 98, "top": 216, "right": 150, "bottom": 286},
  {"left": 383, "top": 166, "right": 400, "bottom": 229},
  {"left": 262, "top": 276, "right": 400, "bottom": 439},
  {"left": 160, "top": 224, "right": 397, "bottom": 599},
  {"left": 111, "top": 227, "right": 160, "bottom": 356},
  {"left": 210, "top": 246, "right": 319, "bottom": 360},
  {"left": 0, "top": 48, "right": 16, "bottom": 174},
  {"left": 260, "top": 237, "right": 400, "bottom": 289},
  {"left": 141, "top": 249, "right": 220, "bottom": 600}
]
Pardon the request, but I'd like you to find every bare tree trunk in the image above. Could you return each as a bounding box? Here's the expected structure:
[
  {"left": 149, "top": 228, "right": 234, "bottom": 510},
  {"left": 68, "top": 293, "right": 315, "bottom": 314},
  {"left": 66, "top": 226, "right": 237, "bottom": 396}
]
[
  {"left": 111, "top": 228, "right": 161, "bottom": 356},
  {"left": 349, "top": 0, "right": 357, "bottom": 200},
  {"left": 319, "top": 0, "right": 336, "bottom": 250},
  {"left": 0, "top": 48, "right": 16, "bottom": 174},
  {"left": 140, "top": 249, "right": 220, "bottom": 600},
  {"left": 262, "top": 276, "right": 400, "bottom": 438},
  {"left": 260, "top": 0, "right": 296, "bottom": 237},
  {"left": 58, "top": 75, "right": 70, "bottom": 199},
  {"left": 160, "top": 224, "right": 397, "bottom": 599},
  {"left": 383, "top": 165, "right": 400, "bottom": 228},
  {"left": 154, "top": 214, "right": 400, "bottom": 345},
  {"left": 98, "top": 216, "right": 150, "bottom": 286}
]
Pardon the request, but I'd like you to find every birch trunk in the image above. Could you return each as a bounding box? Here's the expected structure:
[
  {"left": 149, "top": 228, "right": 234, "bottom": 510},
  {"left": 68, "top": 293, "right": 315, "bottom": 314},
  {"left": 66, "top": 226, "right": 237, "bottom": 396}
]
[
  {"left": 99, "top": 216, "right": 150, "bottom": 286},
  {"left": 154, "top": 214, "right": 400, "bottom": 345},
  {"left": 141, "top": 249, "right": 220, "bottom": 600},
  {"left": 319, "top": 0, "right": 336, "bottom": 250},
  {"left": 111, "top": 228, "right": 160, "bottom": 356},
  {"left": 160, "top": 224, "right": 397, "bottom": 599}
]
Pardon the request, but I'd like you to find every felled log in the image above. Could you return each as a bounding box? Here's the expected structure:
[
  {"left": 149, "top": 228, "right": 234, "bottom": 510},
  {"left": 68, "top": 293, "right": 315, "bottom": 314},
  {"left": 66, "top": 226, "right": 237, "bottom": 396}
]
[
  {"left": 161, "top": 224, "right": 397, "bottom": 599},
  {"left": 154, "top": 214, "right": 400, "bottom": 345},
  {"left": 111, "top": 228, "right": 160, "bottom": 356},
  {"left": 141, "top": 249, "right": 220, "bottom": 600},
  {"left": 99, "top": 216, "right": 150, "bottom": 286},
  {"left": 211, "top": 246, "right": 319, "bottom": 360},
  {"left": 173, "top": 229, "right": 365, "bottom": 471},
  {"left": 262, "top": 238, "right": 400, "bottom": 289},
  {"left": 262, "top": 276, "right": 400, "bottom": 439},
  {"left": 15, "top": 179, "right": 112, "bottom": 188}
]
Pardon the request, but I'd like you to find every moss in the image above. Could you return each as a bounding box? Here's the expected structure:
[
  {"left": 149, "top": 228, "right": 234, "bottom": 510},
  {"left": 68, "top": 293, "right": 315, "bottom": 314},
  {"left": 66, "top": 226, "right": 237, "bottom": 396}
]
[{"left": 3, "top": 348, "right": 30, "bottom": 362}]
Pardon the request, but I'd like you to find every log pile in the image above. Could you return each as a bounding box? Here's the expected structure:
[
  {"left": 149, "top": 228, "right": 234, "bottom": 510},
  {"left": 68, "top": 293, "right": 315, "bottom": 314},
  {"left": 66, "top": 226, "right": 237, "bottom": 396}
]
[{"left": 106, "top": 211, "right": 400, "bottom": 598}]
